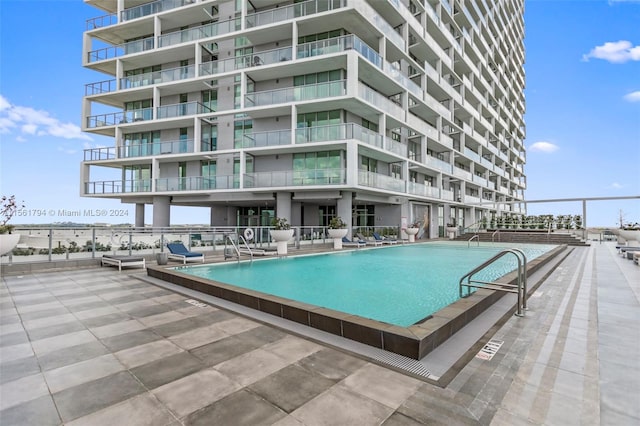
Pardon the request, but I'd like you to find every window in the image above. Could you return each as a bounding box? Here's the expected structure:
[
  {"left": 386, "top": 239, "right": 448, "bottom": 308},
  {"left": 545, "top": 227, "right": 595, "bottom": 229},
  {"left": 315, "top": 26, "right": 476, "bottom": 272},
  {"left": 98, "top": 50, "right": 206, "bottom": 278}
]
[
  {"left": 409, "top": 141, "right": 419, "bottom": 160},
  {"left": 201, "top": 160, "right": 216, "bottom": 189},
  {"left": 124, "top": 99, "right": 152, "bottom": 121},
  {"left": 293, "top": 70, "right": 343, "bottom": 100},
  {"left": 201, "top": 124, "right": 217, "bottom": 151},
  {"left": 318, "top": 205, "right": 337, "bottom": 227},
  {"left": 353, "top": 204, "right": 374, "bottom": 228},
  {"left": 123, "top": 131, "right": 160, "bottom": 156},
  {"left": 293, "top": 151, "right": 342, "bottom": 185},
  {"left": 391, "top": 163, "right": 402, "bottom": 179},
  {"left": 361, "top": 119, "right": 378, "bottom": 132},
  {"left": 233, "top": 157, "right": 253, "bottom": 188},
  {"left": 361, "top": 156, "right": 377, "bottom": 173},
  {"left": 234, "top": 119, "right": 253, "bottom": 148},
  {"left": 178, "top": 162, "right": 186, "bottom": 190},
  {"left": 296, "top": 110, "right": 342, "bottom": 142},
  {"left": 123, "top": 165, "right": 151, "bottom": 192},
  {"left": 202, "top": 89, "right": 217, "bottom": 112},
  {"left": 179, "top": 128, "right": 188, "bottom": 153}
]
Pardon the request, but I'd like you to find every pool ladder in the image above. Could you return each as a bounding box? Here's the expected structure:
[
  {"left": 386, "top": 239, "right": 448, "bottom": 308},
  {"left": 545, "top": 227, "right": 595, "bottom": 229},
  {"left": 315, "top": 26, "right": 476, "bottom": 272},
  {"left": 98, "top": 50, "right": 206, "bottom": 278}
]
[
  {"left": 459, "top": 248, "right": 527, "bottom": 317},
  {"left": 224, "top": 234, "right": 254, "bottom": 263}
]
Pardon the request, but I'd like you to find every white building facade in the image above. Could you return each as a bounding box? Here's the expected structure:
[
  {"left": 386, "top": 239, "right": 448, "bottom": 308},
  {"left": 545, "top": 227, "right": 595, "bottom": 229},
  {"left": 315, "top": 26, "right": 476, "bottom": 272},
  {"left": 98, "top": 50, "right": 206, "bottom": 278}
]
[{"left": 81, "top": 0, "right": 526, "bottom": 236}]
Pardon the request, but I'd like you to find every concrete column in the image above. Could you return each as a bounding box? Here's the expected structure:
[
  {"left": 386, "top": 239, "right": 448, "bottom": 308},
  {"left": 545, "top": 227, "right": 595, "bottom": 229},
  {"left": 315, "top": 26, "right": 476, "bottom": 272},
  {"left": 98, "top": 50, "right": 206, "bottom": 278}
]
[
  {"left": 135, "top": 204, "right": 145, "bottom": 228},
  {"left": 337, "top": 191, "right": 353, "bottom": 237},
  {"left": 276, "top": 192, "right": 292, "bottom": 224},
  {"left": 152, "top": 196, "right": 170, "bottom": 228}
]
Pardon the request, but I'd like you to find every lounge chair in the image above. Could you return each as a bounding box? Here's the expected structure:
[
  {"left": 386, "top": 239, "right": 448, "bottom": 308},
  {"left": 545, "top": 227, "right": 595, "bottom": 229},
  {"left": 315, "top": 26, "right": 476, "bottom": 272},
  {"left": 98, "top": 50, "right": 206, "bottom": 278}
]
[
  {"left": 167, "top": 243, "right": 205, "bottom": 264},
  {"left": 342, "top": 237, "right": 366, "bottom": 248},
  {"left": 101, "top": 255, "right": 146, "bottom": 271},
  {"left": 357, "top": 233, "right": 383, "bottom": 246},
  {"left": 373, "top": 232, "right": 398, "bottom": 245}
]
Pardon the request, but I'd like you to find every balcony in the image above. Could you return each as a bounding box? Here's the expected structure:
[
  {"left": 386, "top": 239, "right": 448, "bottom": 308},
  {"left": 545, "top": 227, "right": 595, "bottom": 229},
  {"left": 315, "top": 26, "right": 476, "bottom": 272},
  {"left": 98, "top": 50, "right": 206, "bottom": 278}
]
[
  {"left": 157, "top": 102, "right": 213, "bottom": 119},
  {"left": 295, "top": 123, "right": 382, "bottom": 148},
  {"left": 358, "top": 83, "right": 404, "bottom": 120},
  {"left": 407, "top": 182, "right": 440, "bottom": 198},
  {"left": 121, "top": 0, "right": 189, "bottom": 22},
  {"left": 120, "top": 139, "right": 195, "bottom": 158},
  {"left": 201, "top": 47, "right": 293, "bottom": 77},
  {"left": 156, "top": 176, "right": 236, "bottom": 191},
  {"left": 158, "top": 18, "right": 240, "bottom": 48},
  {"left": 241, "top": 130, "right": 292, "bottom": 148},
  {"left": 85, "top": 180, "right": 151, "bottom": 194},
  {"left": 84, "top": 147, "right": 116, "bottom": 161},
  {"left": 88, "top": 37, "right": 154, "bottom": 63},
  {"left": 245, "top": 80, "right": 346, "bottom": 107},
  {"left": 244, "top": 169, "right": 346, "bottom": 188},
  {"left": 358, "top": 171, "right": 405, "bottom": 192},
  {"left": 245, "top": 0, "right": 346, "bottom": 28},
  {"left": 121, "top": 65, "right": 196, "bottom": 89},
  {"left": 297, "top": 34, "right": 383, "bottom": 69},
  {"left": 87, "top": 108, "right": 153, "bottom": 128}
]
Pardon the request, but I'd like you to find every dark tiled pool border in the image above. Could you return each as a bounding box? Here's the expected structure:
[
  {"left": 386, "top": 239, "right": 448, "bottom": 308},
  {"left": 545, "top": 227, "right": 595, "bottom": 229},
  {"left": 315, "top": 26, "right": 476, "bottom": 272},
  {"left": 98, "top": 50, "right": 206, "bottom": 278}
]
[{"left": 147, "top": 244, "right": 568, "bottom": 360}]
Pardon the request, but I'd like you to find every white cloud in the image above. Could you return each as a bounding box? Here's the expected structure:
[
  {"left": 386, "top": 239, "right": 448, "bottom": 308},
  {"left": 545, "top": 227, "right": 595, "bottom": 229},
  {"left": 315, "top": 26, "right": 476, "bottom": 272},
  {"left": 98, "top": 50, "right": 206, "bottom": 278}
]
[
  {"left": 0, "top": 94, "right": 92, "bottom": 142},
  {"left": 609, "top": 182, "right": 624, "bottom": 189},
  {"left": 623, "top": 91, "right": 640, "bottom": 102},
  {"left": 529, "top": 141, "right": 559, "bottom": 153},
  {"left": 582, "top": 40, "right": 640, "bottom": 63}
]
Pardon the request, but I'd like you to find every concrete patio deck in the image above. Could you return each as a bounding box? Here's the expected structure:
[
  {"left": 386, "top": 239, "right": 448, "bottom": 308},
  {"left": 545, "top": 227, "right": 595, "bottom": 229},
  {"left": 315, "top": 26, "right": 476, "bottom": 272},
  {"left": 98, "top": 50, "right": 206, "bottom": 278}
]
[{"left": 1, "top": 241, "right": 638, "bottom": 425}]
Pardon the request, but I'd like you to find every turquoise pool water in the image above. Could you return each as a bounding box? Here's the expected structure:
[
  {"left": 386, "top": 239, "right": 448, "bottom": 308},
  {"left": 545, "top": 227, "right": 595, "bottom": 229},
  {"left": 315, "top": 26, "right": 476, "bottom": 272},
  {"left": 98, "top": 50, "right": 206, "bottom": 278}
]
[{"left": 177, "top": 242, "right": 555, "bottom": 327}]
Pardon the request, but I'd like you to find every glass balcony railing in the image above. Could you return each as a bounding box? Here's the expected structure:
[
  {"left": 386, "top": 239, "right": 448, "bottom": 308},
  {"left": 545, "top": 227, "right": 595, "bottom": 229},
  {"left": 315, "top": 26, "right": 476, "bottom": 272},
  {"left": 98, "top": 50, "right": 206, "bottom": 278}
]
[
  {"left": 84, "top": 180, "right": 151, "bottom": 194},
  {"left": 121, "top": 0, "right": 188, "bottom": 21},
  {"left": 246, "top": 0, "right": 345, "bottom": 28},
  {"left": 157, "top": 102, "right": 213, "bottom": 119},
  {"left": 88, "top": 37, "right": 155, "bottom": 63},
  {"left": 358, "top": 83, "right": 404, "bottom": 120},
  {"left": 121, "top": 65, "right": 195, "bottom": 89},
  {"left": 84, "top": 147, "right": 116, "bottom": 161},
  {"left": 294, "top": 123, "right": 383, "bottom": 149},
  {"left": 385, "top": 137, "right": 407, "bottom": 156},
  {"left": 407, "top": 182, "right": 440, "bottom": 198},
  {"left": 158, "top": 18, "right": 240, "bottom": 48},
  {"left": 244, "top": 169, "right": 346, "bottom": 188},
  {"left": 86, "top": 13, "right": 117, "bottom": 30},
  {"left": 241, "top": 130, "right": 292, "bottom": 148},
  {"left": 120, "top": 139, "right": 194, "bottom": 158},
  {"left": 156, "top": 175, "right": 236, "bottom": 191},
  {"left": 85, "top": 80, "right": 118, "bottom": 96},
  {"left": 358, "top": 171, "right": 405, "bottom": 192},
  {"left": 200, "top": 47, "right": 293, "bottom": 76},
  {"left": 87, "top": 108, "right": 153, "bottom": 128},
  {"left": 297, "top": 34, "right": 383, "bottom": 69},
  {"left": 245, "top": 80, "right": 346, "bottom": 107}
]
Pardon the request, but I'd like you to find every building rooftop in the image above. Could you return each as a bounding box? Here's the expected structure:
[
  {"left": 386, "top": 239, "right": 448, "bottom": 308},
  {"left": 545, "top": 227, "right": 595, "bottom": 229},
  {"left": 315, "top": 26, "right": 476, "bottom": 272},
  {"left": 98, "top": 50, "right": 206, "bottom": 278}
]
[{"left": 1, "top": 241, "right": 638, "bottom": 425}]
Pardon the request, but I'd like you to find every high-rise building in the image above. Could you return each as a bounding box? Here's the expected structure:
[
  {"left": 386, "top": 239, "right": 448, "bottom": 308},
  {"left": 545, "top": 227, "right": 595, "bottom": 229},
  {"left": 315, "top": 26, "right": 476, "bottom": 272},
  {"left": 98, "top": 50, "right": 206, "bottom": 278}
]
[{"left": 81, "top": 0, "right": 526, "bottom": 236}]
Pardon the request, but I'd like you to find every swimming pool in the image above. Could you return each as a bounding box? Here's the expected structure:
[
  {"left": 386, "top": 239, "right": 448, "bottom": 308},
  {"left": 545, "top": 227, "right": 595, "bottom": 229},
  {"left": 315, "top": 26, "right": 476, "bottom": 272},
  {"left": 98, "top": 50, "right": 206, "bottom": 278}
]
[
  {"left": 149, "top": 242, "right": 565, "bottom": 359},
  {"left": 174, "top": 243, "right": 554, "bottom": 326}
]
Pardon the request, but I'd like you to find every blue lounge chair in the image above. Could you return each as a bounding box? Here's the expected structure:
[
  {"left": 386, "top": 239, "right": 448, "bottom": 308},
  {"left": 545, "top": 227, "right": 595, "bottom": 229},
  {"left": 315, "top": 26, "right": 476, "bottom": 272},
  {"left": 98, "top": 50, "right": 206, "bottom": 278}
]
[
  {"left": 357, "top": 233, "right": 383, "bottom": 246},
  {"left": 342, "top": 237, "right": 366, "bottom": 248},
  {"left": 373, "top": 232, "right": 398, "bottom": 245},
  {"left": 167, "top": 243, "right": 205, "bottom": 264}
]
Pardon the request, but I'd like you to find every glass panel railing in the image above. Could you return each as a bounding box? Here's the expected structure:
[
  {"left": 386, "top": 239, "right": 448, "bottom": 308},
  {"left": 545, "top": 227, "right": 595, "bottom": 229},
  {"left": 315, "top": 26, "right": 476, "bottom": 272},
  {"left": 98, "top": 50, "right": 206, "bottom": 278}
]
[
  {"left": 200, "top": 47, "right": 293, "bottom": 76},
  {"left": 294, "top": 123, "right": 383, "bottom": 149},
  {"left": 245, "top": 80, "right": 346, "bottom": 107},
  {"left": 157, "top": 102, "right": 212, "bottom": 119},
  {"left": 156, "top": 175, "right": 236, "bottom": 191},
  {"left": 424, "top": 155, "right": 452, "bottom": 173},
  {"left": 158, "top": 18, "right": 240, "bottom": 48},
  {"left": 358, "top": 83, "right": 404, "bottom": 119},
  {"left": 245, "top": 168, "right": 346, "bottom": 188},
  {"left": 87, "top": 108, "right": 153, "bottom": 128},
  {"left": 84, "top": 147, "right": 116, "bottom": 161},
  {"left": 407, "top": 182, "right": 440, "bottom": 198},
  {"left": 86, "top": 13, "right": 117, "bottom": 30},
  {"left": 358, "top": 171, "right": 405, "bottom": 192},
  {"left": 241, "top": 130, "right": 292, "bottom": 148},
  {"left": 85, "top": 80, "right": 117, "bottom": 95},
  {"left": 385, "top": 137, "right": 407, "bottom": 156},
  {"left": 88, "top": 37, "right": 155, "bottom": 63},
  {"left": 122, "top": 0, "right": 188, "bottom": 21},
  {"left": 121, "top": 65, "right": 195, "bottom": 89},
  {"left": 119, "top": 139, "right": 194, "bottom": 157},
  {"left": 84, "top": 180, "right": 152, "bottom": 194},
  {"left": 246, "top": 0, "right": 345, "bottom": 28}
]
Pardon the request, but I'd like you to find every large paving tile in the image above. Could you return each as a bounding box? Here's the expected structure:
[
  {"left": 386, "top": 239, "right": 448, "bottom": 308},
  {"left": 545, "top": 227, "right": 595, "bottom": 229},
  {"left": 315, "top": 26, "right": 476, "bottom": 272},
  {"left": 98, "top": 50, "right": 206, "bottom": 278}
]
[
  {"left": 26, "top": 320, "right": 87, "bottom": 341},
  {"left": 65, "top": 393, "right": 176, "bottom": 426},
  {"left": 290, "top": 385, "right": 393, "bottom": 425},
  {"left": 190, "top": 335, "right": 260, "bottom": 367},
  {"left": 130, "top": 351, "right": 206, "bottom": 390},
  {"left": 214, "top": 348, "right": 290, "bottom": 387},
  {"left": 37, "top": 340, "right": 110, "bottom": 371},
  {"left": 44, "top": 353, "right": 125, "bottom": 393},
  {"left": 0, "top": 330, "right": 30, "bottom": 347},
  {"left": 100, "top": 329, "right": 163, "bottom": 352},
  {"left": 153, "top": 368, "right": 242, "bottom": 418},
  {"left": 31, "top": 330, "right": 97, "bottom": 356},
  {"left": 114, "top": 339, "right": 184, "bottom": 369},
  {"left": 262, "top": 335, "right": 324, "bottom": 364},
  {"left": 185, "top": 389, "right": 286, "bottom": 426},
  {"left": 0, "top": 343, "right": 34, "bottom": 363},
  {"left": 249, "top": 364, "right": 337, "bottom": 413},
  {"left": 0, "top": 373, "right": 49, "bottom": 411},
  {"left": 296, "top": 348, "right": 367, "bottom": 381},
  {"left": 0, "top": 355, "right": 41, "bottom": 385},
  {"left": 22, "top": 312, "right": 76, "bottom": 330},
  {"left": 89, "top": 319, "right": 146, "bottom": 339},
  {"left": 0, "top": 394, "right": 60, "bottom": 426},
  {"left": 168, "top": 324, "right": 229, "bottom": 350},
  {"left": 53, "top": 371, "right": 146, "bottom": 423}
]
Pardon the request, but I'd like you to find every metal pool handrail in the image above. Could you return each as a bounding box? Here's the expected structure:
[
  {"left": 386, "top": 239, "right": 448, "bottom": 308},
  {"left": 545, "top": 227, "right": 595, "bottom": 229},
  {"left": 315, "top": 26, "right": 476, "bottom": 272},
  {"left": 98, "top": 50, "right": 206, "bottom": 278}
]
[
  {"left": 459, "top": 248, "right": 528, "bottom": 316},
  {"left": 468, "top": 234, "right": 480, "bottom": 247}
]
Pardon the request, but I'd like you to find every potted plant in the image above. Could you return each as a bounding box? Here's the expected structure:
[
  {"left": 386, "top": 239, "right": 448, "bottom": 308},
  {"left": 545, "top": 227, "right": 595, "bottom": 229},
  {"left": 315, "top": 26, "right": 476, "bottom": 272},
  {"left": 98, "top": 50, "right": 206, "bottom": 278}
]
[
  {"left": 405, "top": 221, "right": 421, "bottom": 242},
  {"left": 0, "top": 195, "right": 24, "bottom": 256},
  {"left": 269, "top": 217, "right": 294, "bottom": 255},
  {"left": 327, "top": 216, "right": 348, "bottom": 249}
]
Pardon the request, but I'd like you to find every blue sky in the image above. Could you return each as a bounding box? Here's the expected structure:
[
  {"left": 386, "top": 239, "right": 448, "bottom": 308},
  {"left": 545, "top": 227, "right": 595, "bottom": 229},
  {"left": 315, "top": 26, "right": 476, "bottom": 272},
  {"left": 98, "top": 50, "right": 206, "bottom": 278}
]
[{"left": 1, "top": 0, "right": 638, "bottom": 227}]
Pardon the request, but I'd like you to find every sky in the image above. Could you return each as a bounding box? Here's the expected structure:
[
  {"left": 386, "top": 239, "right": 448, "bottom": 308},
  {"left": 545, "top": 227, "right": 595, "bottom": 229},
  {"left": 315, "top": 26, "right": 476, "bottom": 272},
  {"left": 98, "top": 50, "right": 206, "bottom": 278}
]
[{"left": 0, "top": 0, "right": 638, "bottom": 227}]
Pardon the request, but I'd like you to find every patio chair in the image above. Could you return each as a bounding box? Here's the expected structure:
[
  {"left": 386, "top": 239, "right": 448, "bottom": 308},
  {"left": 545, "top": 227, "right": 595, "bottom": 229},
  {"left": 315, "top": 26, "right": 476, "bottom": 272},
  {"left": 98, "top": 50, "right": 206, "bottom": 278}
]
[
  {"left": 342, "top": 237, "right": 366, "bottom": 248},
  {"left": 357, "top": 233, "right": 383, "bottom": 246},
  {"left": 373, "top": 232, "right": 398, "bottom": 245},
  {"left": 166, "top": 243, "right": 205, "bottom": 264}
]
